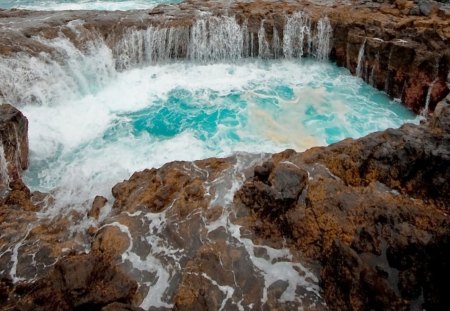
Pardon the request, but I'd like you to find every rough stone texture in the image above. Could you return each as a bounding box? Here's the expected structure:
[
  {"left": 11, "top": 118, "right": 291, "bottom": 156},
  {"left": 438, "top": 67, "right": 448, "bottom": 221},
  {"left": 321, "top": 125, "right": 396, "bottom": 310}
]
[
  {"left": 89, "top": 195, "right": 108, "bottom": 219},
  {"left": 101, "top": 302, "right": 145, "bottom": 311},
  {"left": 0, "top": 2, "right": 449, "bottom": 310},
  {"left": 0, "top": 0, "right": 449, "bottom": 112},
  {"left": 235, "top": 101, "right": 450, "bottom": 310},
  {"left": 7, "top": 251, "right": 138, "bottom": 311},
  {"left": 0, "top": 104, "right": 28, "bottom": 188}
]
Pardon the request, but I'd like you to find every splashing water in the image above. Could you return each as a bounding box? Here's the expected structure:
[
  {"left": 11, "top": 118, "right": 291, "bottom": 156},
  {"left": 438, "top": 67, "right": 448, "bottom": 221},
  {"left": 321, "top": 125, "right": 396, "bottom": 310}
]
[
  {"left": 0, "top": 11, "right": 421, "bottom": 309},
  {"left": 15, "top": 57, "right": 418, "bottom": 214},
  {"left": 0, "top": 14, "right": 419, "bottom": 215},
  {"left": 356, "top": 38, "right": 367, "bottom": 78},
  {"left": 0, "top": 144, "right": 10, "bottom": 188},
  {"left": 0, "top": 0, "right": 182, "bottom": 11}
]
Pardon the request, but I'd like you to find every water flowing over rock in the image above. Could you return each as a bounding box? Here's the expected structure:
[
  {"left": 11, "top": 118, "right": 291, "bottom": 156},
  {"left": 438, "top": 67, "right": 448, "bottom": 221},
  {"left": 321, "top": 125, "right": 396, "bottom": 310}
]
[
  {"left": 0, "top": 104, "right": 28, "bottom": 189},
  {"left": 0, "top": 1, "right": 449, "bottom": 111},
  {"left": 2, "top": 98, "right": 449, "bottom": 310},
  {"left": 0, "top": 1, "right": 450, "bottom": 310}
]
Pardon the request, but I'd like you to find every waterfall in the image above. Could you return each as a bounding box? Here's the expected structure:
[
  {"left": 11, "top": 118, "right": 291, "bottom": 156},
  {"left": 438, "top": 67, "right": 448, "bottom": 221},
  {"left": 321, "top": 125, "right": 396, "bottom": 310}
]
[
  {"left": 422, "top": 78, "right": 438, "bottom": 116},
  {"left": 314, "top": 17, "right": 332, "bottom": 61},
  {"left": 0, "top": 12, "right": 334, "bottom": 106},
  {"left": 115, "top": 26, "right": 190, "bottom": 69},
  {"left": 283, "top": 12, "right": 312, "bottom": 58},
  {"left": 258, "top": 20, "right": 270, "bottom": 59},
  {"left": 283, "top": 13, "right": 332, "bottom": 60},
  {"left": 272, "top": 26, "right": 281, "bottom": 59},
  {"left": 189, "top": 16, "right": 244, "bottom": 62},
  {"left": 356, "top": 38, "right": 367, "bottom": 78},
  {"left": 0, "top": 144, "right": 9, "bottom": 188},
  {"left": 0, "top": 37, "right": 116, "bottom": 107}
]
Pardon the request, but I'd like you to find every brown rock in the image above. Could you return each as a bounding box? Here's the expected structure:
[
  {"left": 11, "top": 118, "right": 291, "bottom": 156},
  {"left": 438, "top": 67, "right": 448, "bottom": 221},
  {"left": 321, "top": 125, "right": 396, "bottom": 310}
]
[
  {"left": 102, "top": 302, "right": 145, "bottom": 311},
  {"left": 0, "top": 104, "right": 28, "bottom": 188},
  {"left": 92, "top": 225, "right": 130, "bottom": 258},
  {"left": 14, "top": 251, "right": 138, "bottom": 310},
  {"left": 89, "top": 195, "right": 108, "bottom": 219}
]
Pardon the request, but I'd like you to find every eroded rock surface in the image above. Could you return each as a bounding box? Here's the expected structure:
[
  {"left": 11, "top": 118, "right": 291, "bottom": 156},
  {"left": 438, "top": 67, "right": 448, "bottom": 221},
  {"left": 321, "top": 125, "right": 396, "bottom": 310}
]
[
  {"left": 235, "top": 99, "right": 450, "bottom": 310},
  {"left": 0, "top": 2, "right": 449, "bottom": 310},
  {"left": 0, "top": 104, "right": 28, "bottom": 189},
  {"left": 0, "top": 0, "right": 449, "bottom": 111}
]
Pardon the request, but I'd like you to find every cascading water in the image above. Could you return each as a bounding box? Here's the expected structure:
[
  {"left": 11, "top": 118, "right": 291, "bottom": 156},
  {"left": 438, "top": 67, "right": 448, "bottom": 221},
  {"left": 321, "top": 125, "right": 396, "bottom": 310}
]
[
  {"left": 0, "top": 0, "right": 182, "bottom": 10},
  {"left": 356, "top": 38, "right": 367, "bottom": 78},
  {"left": 0, "top": 11, "right": 422, "bottom": 310},
  {"left": 189, "top": 16, "right": 244, "bottom": 62},
  {"left": 422, "top": 78, "right": 439, "bottom": 116},
  {"left": 0, "top": 144, "right": 9, "bottom": 188},
  {"left": 258, "top": 20, "right": 271, "bottom": 59},
  {"left": 314, "top": 17, "right": 332, "bottom": 61},
  {"left": 0, "top": 37, "right": 116, "bottom": 107},
  {"left": 115, "top": 14, "right": 332, "bottom": 70}
]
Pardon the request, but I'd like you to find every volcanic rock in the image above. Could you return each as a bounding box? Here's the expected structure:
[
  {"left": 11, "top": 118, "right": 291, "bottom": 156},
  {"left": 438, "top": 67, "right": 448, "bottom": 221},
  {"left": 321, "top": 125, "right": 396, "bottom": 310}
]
[
  {"left": 12, "top": 251, "right": 138, "bottom": 311},
  {"left": 235, "top": 100, "right": 450, "bottom": 310},
  {"left": 0, "top": 104, "right": 28, "bottom": 189}
]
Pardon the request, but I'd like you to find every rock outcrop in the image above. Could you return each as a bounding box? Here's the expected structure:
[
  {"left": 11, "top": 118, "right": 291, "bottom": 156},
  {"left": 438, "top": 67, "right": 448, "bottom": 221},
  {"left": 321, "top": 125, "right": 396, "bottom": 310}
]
[
  {"left": 0, "top": 104, "right": 28, "bottom": 190},
  {"left": 235, "top": 98, "right": 450, "bottom": 310},
  {"left": 0, "top": 1, "right": 449, "bottom": 310},
  {"left": 0, "top": 0, "right": 449, "bottom": 111},
  {"left": 4, "top": 251, "right": 140, "bottom": 311}
]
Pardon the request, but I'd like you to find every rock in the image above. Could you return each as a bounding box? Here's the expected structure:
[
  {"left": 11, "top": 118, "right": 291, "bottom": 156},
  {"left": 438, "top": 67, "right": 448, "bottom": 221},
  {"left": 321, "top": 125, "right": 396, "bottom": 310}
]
[
  {"left": 89, "top": 195, "right": 108, "bottom": 219},
  {"left": 0, "top": 1, "right": 448, "bottom": 112},
  {"left": 235, "top": 104, "right": 450, "bottom": 309},
  {"left": 14, "top": 251, "right": 138, "bottom": 310},
  {"left": 0, "top": 104, "right": 28, "bottom": 188},
  {"left": 418, "top": 0, "right": 434, "bottom": 16},
  {"left": 237, "top": 161, "right": 308, "bottom": 219},
  {"left": 102, "top": 302, "right": 145, "bottom": 311},
  {"left": 92, "top": 225, "right": 130, "bottom": 259}
]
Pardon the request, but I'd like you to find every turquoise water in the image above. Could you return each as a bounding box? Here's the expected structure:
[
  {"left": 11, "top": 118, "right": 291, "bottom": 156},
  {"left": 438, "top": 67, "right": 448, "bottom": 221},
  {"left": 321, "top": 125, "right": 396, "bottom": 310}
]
[
  {"left": 0, "top": 0, "right": 181, "bottom": 10},
  {"left": 20, "top": 59, "right": 418, "bottom": 206}
]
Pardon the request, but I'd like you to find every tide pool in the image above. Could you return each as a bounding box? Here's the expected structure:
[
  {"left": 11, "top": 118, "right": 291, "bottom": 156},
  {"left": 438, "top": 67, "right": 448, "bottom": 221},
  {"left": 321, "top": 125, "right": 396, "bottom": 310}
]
[{"left": 20, "top": 59, "right": 418, "bottom": 212}]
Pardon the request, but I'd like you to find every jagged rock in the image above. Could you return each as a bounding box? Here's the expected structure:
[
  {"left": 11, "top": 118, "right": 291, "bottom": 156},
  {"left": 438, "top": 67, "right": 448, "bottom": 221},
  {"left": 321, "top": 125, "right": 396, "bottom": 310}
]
[
  {"left": 89, "top": 195, "right": 108, "bottom": 219},
  {"left": 235, "top": 103, "right": 450, "bottom": 310},
  {"left": 0, "top": 104, "right": 28, "bottom": 188},
  {"left": 418, "top": 0, "right": 434, "bottom": 16},
  {"left": 0, "top": 1, "right": 448, "bottom": 112},
  {"left": 13, "top": 251, "right": 138, "bottom": 311},
  {"left": 101, "top": 302, "right": 145, "bottom": 311}
]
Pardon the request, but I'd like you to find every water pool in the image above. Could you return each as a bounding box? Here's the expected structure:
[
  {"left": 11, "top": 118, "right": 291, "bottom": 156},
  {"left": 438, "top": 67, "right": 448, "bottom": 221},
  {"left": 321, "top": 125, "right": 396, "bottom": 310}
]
[{"left": 18, "top": 58, "right": 418, "bottom": 209}]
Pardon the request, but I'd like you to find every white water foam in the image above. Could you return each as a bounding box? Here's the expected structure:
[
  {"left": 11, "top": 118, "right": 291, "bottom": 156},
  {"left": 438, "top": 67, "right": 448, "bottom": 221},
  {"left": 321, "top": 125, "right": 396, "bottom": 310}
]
[
  {"left": 0, "top": 144, "right": 10, "bottom": 188},
  {"left": 356, "top": 38, "right": 367, "bottom": 78},
  {"left": 1, "top": 0, "right": 181, "bottom": 11}
]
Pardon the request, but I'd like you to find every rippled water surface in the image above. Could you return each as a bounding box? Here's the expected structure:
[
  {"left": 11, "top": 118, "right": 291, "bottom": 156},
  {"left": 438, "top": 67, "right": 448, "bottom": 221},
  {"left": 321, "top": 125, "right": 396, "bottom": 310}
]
[{"left": 18, "top": 59, "right": 419, "bottom": 207}]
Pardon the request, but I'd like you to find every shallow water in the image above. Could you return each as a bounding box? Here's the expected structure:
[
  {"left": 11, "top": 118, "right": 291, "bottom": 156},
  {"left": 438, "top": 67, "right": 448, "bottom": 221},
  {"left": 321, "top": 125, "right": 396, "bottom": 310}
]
[
  {"left": 19, "top": 58, "right": 418, "bottom": 211},
  {"left": 0, "top": 0, "right": 181, "bottom": 10}
]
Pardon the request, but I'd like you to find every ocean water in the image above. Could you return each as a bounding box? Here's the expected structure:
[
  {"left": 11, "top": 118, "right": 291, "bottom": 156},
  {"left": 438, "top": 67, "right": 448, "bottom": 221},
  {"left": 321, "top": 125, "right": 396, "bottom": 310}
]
[
  {"left": 0, "top": 0, "right": 181, "bottom": 10},
  {"left": 19, "top": 58, "right": 419, "bottom": 210}
]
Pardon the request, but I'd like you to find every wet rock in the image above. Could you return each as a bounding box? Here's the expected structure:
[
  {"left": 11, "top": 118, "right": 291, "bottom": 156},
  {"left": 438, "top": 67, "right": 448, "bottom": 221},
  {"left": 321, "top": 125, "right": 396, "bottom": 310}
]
[
  {"left": 14, "top": 251, "right": 138, "bottom": 310},
  {"left": 102, "top": 302, "right": 145, "bottom": 311},
  {"left": 89, "top": 195, "right": 108, "bottom": 219},
  {"left": 92, "top": 225, "right": 130, "bottom": 259},
  {"left": 236, "top": 104, "right": 450, "bottom": 309},
  {"left": 418, "top": 0, "right": 434, "bottom": 16},
  {"left": 237, "top": 161, "right": 308, "bottom": 218},
  {"left": 0, "top": 1, "right": 448, "bottom": 112},
  {"left": 0, "top": 104, "right": 28, "bottom": 188}
]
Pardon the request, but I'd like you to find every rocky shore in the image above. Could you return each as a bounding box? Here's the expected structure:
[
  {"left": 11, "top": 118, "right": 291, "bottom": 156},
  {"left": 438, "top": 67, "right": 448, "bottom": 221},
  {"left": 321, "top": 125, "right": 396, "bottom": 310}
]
[
  {"left": 0, "top": 96, "right": 449, "bottom": 310},
  {"left": 1, "top": 1, "right": 450, "bottom": 310},
  {"left": 0, "top": 0, "right": 449, "bottom": 112}
]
